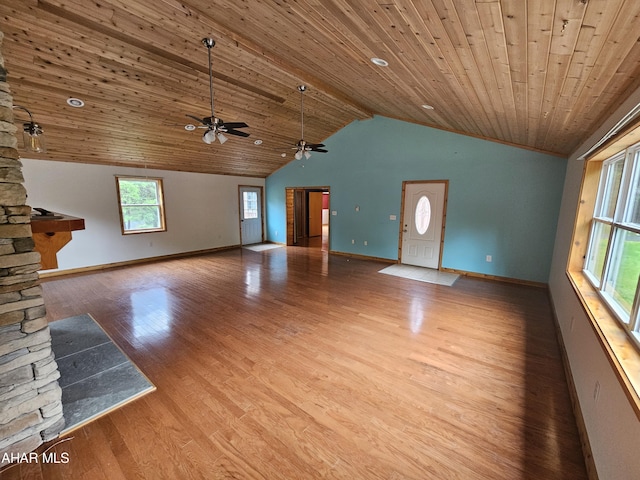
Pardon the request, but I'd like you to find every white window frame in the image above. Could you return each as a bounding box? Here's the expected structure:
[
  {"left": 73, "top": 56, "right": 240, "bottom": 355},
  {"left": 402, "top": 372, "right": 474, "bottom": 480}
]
[{"left": 583, "top": 143, "right": 640, "bottom": 349}]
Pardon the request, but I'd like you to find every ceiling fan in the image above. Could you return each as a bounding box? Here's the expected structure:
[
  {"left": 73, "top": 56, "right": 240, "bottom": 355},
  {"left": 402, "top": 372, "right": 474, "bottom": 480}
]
[
  {"left": 293, "top": 85, "right": 327, "bottom": 159},
  {"left": 186, "top": 38, "right": 249, "bottom": 145}
]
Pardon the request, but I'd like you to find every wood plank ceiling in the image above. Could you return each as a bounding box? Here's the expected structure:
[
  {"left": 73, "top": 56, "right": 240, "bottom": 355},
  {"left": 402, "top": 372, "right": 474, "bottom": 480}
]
[{"left": 1, "top": 0, "right": 639, "bottom": 177}]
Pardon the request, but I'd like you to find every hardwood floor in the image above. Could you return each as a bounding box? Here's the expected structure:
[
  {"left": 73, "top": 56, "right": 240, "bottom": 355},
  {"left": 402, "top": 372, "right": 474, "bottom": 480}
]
[
  {"left": 294, "top": 224, "right": 329, "bottom": 251},
  {"left": 1, "top": 247, "right": 587, "bottom": 479}
]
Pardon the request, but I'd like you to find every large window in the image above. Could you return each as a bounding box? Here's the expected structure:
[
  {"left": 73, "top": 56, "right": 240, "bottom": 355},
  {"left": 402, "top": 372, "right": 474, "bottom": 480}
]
[
  {"left": 584, "top": 143, "right": 640, "bottom": 347},
  {"left": 116, "top": 176, "right": 166, "bottom": 234}
]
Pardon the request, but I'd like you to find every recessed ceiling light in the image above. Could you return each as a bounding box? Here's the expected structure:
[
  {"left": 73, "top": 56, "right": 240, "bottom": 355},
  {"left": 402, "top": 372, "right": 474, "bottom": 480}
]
[
  {"left": 66, "top": 97, "right": 85, "bottom": 108},
  {"left": 371, "top": 57, "right": 389, "bottom": 67},
  {"left": 422, "top": 104, "right": 435, "bottom": 110},
  {"left": 184, "top": 124, "right": 196, "bottom": 131},
  {"left": 254, "top": 139, "right": 263, "bottom": 145},
  {"left": 281, "top": 153, "right": 287, "bottom": 157}
]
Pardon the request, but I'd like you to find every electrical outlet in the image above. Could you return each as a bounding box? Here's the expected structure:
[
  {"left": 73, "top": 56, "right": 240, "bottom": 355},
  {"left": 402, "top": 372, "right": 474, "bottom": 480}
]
[
  {"left": 351, "top": 239, "right": 355, "bottom": 244},
  {"left": 364, "top": 240, "right": 368, "bottom": 246},
  {"left": 486, "top": 255, "right": 492, "bottom": 262}
]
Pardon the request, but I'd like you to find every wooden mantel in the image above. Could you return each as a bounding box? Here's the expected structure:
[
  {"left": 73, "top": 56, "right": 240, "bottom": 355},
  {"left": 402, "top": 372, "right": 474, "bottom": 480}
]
[{"left": 30, "top": 213, "right": 85, "bottom": 270}]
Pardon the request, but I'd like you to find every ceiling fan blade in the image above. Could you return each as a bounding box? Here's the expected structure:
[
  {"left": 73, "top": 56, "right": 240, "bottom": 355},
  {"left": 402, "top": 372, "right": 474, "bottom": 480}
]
[
  {"left": 226, "top": 129, "right": 250, "bottom": 137},
  {"left": 223, "top": 122, "right": 249, "bottom": 129},
  {"left": 313, "top": 148, "right": 328, "bottom": 153},
  {"left": 307, "top": 143, "right": 325, "bottom": 148},
  {"left": 186, "top": 114, "right": 208, "bottom": 125}
]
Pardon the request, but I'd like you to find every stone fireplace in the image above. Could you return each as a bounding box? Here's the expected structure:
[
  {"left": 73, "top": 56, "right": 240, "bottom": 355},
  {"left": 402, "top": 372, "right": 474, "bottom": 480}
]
[{"left": 0, "top": 29, "right": 65, "bottom": 464}]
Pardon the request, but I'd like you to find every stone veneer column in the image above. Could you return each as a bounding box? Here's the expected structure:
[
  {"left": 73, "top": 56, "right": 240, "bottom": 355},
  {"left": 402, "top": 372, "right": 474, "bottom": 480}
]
[{"left": 0, "top": 30, "right": 65, "bottom": 464}]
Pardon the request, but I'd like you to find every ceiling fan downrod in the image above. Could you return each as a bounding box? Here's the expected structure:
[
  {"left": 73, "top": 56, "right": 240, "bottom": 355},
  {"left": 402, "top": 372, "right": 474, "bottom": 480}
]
[
  {"left": 298, "top": 85, "right": 306, "bottom": 142},
  {"left": 203, "top": 38, "right": 216, "bottom": 121},
  {"left": 185, "top": 37, "right": 249, "bottom": 144}
]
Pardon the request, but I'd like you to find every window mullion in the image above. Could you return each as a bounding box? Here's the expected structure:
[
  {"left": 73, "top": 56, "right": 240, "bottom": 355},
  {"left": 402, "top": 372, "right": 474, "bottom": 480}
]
[
  {"left": 629, "top": 280, "right": 640, "bottom": 334},
  {"left": 599, "top": 222, "right": 616, "bottom": 291},
  {"left": 611, "top": 221, "right": 640, "bottom": 235}
]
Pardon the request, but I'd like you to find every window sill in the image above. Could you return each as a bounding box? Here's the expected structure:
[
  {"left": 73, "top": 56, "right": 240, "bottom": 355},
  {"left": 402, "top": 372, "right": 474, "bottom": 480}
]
[{"left": 567, "top": 270, "right": 640, "bottom": 418}]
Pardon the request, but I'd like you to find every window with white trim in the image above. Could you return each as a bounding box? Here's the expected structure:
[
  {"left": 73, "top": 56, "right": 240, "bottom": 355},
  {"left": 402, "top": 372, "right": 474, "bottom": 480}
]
[
  {"left": 116, "top": 176, "right": 166, "bottom": 234},
  {"left": 584, "top": 142, "right": 640, "bottom": 347}
]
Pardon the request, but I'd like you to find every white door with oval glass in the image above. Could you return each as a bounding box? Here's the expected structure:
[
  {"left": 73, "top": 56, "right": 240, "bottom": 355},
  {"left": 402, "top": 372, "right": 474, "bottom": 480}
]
[{"left": 401, "top": 181, "right": 447, "bottom": 269}]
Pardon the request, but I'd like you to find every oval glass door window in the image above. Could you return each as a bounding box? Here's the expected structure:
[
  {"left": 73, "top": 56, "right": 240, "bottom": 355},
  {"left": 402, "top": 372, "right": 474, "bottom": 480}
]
[{"left": 415, "top": 195, "right": 431, "bottom": 235}]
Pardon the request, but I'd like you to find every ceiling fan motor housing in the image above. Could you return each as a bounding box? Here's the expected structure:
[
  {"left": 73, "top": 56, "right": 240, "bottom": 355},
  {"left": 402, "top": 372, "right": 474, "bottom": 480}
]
[{"left": 202, "top": 38, "right": 216, "bottom": 48}]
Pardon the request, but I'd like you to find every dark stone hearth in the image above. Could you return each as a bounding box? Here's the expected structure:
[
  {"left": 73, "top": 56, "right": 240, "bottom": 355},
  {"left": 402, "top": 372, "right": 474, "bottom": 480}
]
[{"left": 50, "top": 314, "right": 154, "bottom": 434}]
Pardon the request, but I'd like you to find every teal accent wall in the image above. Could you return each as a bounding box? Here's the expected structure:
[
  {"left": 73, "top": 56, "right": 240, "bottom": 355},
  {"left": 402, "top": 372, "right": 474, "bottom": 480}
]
[{"left": 266, "top": 116, "right": 567, "bottom": 283}]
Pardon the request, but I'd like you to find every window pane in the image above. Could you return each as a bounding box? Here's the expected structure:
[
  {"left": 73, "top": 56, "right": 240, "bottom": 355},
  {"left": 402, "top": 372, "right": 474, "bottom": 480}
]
[
  {"left": 602, "top": 228, "right": 640, "bottom": 322},
  {"left": 119, "top": 179, "right": 160, "bottom": 205},
  {"left": 595, "top": 157, "right": 624, "bottom": 219},
  {"left": 584, "top": 221, "right": 611, "bottom": 285},
  {"left": 122, "top": 206, "right": 161, "bottom": 231},
  {"left": 243, "top": 191, "right": 258, "bottom": 219},
  {"left": 623, "top": 150, "right": 640, "bottom": 226}
]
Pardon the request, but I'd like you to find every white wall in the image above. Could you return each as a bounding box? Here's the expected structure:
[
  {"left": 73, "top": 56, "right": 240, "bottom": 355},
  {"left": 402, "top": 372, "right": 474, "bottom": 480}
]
[
  {"left": 549, "top": 89, "right": 640, "bottom": 479},
  {"left": 22, "top": 159, "right": 264, "bottom": 272}
]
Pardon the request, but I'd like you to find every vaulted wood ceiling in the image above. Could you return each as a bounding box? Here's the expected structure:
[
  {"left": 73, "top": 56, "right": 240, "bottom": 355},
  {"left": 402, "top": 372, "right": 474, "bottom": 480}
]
[{"left": 1, "top": 0, "right": 639, "bottom": 177}]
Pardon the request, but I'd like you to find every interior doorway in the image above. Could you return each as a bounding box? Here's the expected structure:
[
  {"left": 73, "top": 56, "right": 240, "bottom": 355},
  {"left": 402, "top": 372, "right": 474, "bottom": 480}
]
[
  {"left": 286, "top": 187, "right": 330, "bottom": 250},
  {"left": 399, "top": 180, "right": 448, "bottom": 269}
]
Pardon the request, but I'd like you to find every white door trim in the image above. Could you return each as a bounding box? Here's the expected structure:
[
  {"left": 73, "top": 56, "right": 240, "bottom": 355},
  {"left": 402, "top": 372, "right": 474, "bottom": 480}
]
[
  {"left": 398, "top": 180, "right": 448, "bottom": 269},
  {"left": 239, "top": 185, "right": 264, "bottom": 245}
]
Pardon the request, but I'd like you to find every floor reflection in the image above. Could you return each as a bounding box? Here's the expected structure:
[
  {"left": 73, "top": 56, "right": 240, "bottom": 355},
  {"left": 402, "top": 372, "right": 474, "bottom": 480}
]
[
  {"left": 129, "top": 287, "right": 172, "bottom": 339},
  {"left": 408, "top": 297, "right": 426, "bottom": 333},
  {"left": 295, "top": 224, "right": 329, "bottom": 251},
  {"left": 245, "top": 266, "right": 261, "bottom": 296}
]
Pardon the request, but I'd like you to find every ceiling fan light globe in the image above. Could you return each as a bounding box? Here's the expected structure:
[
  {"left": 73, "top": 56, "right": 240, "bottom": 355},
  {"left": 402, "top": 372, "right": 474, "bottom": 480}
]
[
  {"left": 217, "top": 132, "right": 228, "bottom": 144},
  {"left": 203, "top": 129, "right": 216, "bottom": 144},
  {"left": 295, "top": 150, "right": 303, "bottom": 160},
  {"left": 304, "top": 151, "right": 311, "bottom": 160}
]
